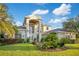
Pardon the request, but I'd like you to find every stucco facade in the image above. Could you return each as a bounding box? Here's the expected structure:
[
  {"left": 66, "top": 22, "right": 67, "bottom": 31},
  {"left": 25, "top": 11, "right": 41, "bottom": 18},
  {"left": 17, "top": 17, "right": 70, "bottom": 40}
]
[
  {"left": 57, "top": 32, "right": 76, "bottom": 40},
  {"left": 17, "top": 15, "right": 52, "bottom": 42},
  {"left": 53, "top": 29, "right": 76, "bottom": 40},
  {"left": 42, "top": 24, "right": 52, "bottom": 32},
  {"left": 42, "top": 29, "right": 76, "bottom": 40}
]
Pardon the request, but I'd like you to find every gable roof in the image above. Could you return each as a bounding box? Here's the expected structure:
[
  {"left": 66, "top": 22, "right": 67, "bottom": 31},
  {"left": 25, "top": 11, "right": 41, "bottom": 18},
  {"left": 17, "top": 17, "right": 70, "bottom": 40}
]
[{"left": 17, "top": 26, "right": 26, "bottom": 29}]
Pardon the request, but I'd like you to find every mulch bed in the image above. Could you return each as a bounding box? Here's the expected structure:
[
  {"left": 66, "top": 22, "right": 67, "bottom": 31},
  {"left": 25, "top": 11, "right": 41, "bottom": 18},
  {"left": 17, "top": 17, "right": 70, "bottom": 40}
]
[{"left": 41, "top": 46, "right": 69, "bottom": 52}]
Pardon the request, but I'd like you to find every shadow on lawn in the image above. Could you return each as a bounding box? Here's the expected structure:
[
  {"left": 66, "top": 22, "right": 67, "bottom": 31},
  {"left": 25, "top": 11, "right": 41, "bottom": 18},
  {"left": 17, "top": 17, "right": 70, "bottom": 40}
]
[{"left": 0, "top": 46, "right": 38, "bottom": 51}]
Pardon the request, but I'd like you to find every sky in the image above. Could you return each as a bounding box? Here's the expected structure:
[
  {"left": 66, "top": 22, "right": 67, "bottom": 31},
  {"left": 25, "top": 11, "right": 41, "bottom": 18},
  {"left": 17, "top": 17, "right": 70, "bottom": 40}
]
[{"left": 5, "top": 3, "right": 79, "bottom": 29}]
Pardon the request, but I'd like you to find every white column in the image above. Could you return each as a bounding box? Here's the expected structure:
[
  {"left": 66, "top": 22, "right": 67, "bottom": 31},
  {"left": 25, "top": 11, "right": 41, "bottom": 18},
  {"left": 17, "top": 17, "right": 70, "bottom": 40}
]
[
  {"left": 34, "top": 25, "right": 37, "bottom": 41},
  {"left": 26, "top": 19, "right": 29, "bottom": 38},
  {"left": 38, "top": 20, "right": 42, "bottom": 42},
  {"left": 30, "top": 26, "right": 32, "bottom": 40},
  {"left": 26, "top": 19, "right": 33, "bottom": 43},
  {"left": 29, "top": 25, "right": 33, "bottom": 42},
  {"left": 32, "top": 25, "right": 35, "bottom": 41}
]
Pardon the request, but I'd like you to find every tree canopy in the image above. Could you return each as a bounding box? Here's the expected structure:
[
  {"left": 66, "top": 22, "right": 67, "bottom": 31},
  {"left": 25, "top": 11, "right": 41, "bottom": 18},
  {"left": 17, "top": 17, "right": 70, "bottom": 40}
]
[{"left": 0, "top": 4, "right": 16, "bottom": 39}]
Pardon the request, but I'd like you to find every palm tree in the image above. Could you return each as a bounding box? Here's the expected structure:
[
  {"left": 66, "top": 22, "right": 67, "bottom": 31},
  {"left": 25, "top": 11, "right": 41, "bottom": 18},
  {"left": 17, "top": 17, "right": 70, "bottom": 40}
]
[{"left": 0, "top": 4, "right": 15, "bottom": 39}]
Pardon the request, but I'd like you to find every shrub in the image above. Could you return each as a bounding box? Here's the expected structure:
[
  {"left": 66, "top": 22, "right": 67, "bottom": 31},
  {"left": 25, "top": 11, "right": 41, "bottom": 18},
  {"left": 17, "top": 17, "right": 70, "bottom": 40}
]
[
  {"left": 39, "top": 33, "right": 73, "bottom": 49},
  {"left": 17, "top": 39, "right": 24, "bottom": 43},
  {"left": 40, "top": 33, "right": 63, "bottom": 49},
  {"left": 70, "top": 40, "right": 75, "bottom": 43},
  {"left": 0, "top": 33, "right": 4, "bottom": 39},
  {"left": 0, "top": 43, "right": 3, "bottom": 46},
  {"left": 0, "top": 38, "right": 18, "bottom": 45},
  {"left": 26, "top": 38, "right": 30, "bottom": 43},
  {"left": 59, "top": 38, "right": 73, "bottom": 44},
  {"left": 41, "top": 42, "right": 49, "bottom": 49}
]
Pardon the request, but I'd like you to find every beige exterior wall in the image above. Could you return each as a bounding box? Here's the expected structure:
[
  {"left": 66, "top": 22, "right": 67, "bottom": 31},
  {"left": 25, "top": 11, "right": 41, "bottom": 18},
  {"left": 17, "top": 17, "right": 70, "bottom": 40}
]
[
  {"left": 57, "top": 32, "right": 76, "bottom": 40},
  {"left": 42, "top": 25, "right": 52, "bottom": 32},
  {"left": 42, "top": 25, "right": 47, "bottom": 32}
]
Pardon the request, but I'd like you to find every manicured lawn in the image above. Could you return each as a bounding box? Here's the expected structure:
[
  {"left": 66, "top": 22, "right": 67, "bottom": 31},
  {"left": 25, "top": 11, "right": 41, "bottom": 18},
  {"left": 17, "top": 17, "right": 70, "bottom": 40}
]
[{"left": 0, "top": 43, "right": 79, "bottom": 56}]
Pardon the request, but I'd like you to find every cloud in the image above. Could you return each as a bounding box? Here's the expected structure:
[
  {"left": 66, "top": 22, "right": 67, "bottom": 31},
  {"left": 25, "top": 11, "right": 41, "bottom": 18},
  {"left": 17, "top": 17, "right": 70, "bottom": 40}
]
[
  {"left": 48, "top": 17, "right": 68, "bottom": 24},
  {"left": 32, "top": 9, "right": 49, "bottom": 15},
  {"left": 49, "top": 19, "right": 62, "bottom": 23},
  {"left": 14, "top": 21, "right": 22, "bottom": 26},
  {"left": 52, "top": 4, "right": 71, "bottom": 16}
]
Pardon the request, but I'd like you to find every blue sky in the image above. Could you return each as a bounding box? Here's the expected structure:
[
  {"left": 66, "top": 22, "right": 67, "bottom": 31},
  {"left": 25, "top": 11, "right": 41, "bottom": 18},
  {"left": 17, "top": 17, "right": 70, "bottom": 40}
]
[{"left": 5, "top": 3, "right": 79, "bottom": 29}]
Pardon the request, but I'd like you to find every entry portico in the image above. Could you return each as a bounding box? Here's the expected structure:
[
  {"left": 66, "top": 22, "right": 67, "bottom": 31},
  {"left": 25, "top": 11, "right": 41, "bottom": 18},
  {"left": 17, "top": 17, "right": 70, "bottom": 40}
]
[{"left": 23, "top": 15, "right": 42, "bottom": 42}]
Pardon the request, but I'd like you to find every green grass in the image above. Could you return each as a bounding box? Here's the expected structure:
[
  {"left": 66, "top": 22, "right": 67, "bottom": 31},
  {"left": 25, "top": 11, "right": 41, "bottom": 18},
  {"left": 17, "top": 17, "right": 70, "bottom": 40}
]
[{"left": 0, "top": 43, "right": 79, "bottom": 56}]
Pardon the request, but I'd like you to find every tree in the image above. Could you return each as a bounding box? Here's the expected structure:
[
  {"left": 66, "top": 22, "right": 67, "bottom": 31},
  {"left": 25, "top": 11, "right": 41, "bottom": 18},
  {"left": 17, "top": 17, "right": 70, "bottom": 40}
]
[
  {"left": 63, "top": 18, "right": 75, "bottom": 31},
  {"left": 63, "top": 16, "right": 79, "bottom": 38},
  {"left": 0, "top": 4, "right": 16, "bottom": 39}
]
